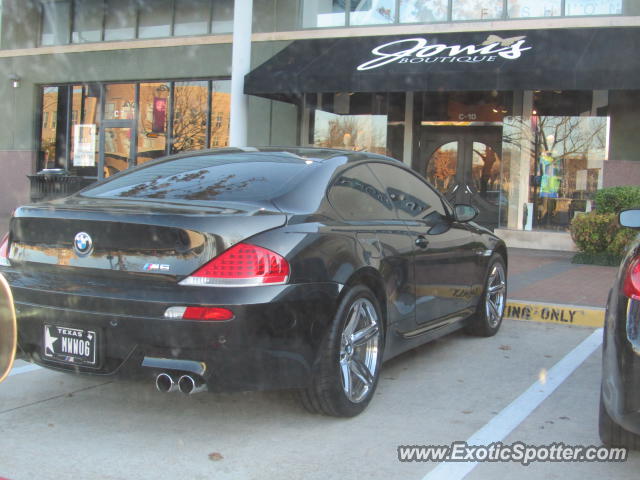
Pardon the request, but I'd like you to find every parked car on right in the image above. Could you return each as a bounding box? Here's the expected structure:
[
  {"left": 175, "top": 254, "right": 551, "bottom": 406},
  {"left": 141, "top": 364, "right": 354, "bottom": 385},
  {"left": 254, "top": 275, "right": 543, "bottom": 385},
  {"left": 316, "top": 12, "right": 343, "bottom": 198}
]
[{"left": 600, "top": 208, "right": 640, "bottom": 448}]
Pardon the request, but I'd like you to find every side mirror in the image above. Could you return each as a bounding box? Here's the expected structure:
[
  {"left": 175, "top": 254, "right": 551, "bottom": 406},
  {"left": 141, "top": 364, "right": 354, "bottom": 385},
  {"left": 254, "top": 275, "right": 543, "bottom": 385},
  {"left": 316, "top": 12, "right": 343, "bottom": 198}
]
[
  {"left": 0, "top": 273, "right": 17, "bottom": 383},
  {"left": 620, "top": 209, "right": 640, "bottom": 229},
  {"left": 454, "top": 204, "right": 478, "bottom": 223}
]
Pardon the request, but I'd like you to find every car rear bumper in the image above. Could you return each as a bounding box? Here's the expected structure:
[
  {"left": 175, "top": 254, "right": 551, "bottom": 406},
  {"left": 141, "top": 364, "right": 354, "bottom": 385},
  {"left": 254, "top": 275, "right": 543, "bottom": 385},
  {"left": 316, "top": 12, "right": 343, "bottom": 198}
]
[{"left": 6, "top": 268, "right": 342, "bottom": 391}]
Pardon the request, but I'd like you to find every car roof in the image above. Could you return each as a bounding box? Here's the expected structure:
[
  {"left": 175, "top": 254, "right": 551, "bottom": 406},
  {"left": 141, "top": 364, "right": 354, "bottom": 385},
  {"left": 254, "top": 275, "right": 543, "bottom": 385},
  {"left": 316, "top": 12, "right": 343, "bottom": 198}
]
[{"left": 159, "top": 146, "right": 402, "bottom": 165}]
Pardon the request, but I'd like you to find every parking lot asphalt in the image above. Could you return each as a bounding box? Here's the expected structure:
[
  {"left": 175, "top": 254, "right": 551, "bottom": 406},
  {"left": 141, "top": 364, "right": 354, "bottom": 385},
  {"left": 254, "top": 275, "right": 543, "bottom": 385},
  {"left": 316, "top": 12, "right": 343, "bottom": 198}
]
[
  {"left": 0, "top": 246, "right": 631, "bottom": 480},
  {"left": 2, "top": 320, "right": 637, "bottom": 480}
]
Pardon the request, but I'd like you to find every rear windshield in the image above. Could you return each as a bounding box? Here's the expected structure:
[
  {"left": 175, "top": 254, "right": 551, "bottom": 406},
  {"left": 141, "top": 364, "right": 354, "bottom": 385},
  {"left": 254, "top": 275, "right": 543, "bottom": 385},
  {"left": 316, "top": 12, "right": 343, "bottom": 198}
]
[{"left": 82, "top": 153, "right": 316, "bottom": 203}]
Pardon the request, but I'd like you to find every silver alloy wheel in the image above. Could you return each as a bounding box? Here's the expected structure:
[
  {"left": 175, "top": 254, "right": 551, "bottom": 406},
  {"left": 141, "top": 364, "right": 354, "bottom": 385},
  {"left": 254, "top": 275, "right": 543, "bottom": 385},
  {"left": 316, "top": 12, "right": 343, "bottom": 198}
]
[
  {"left": 339, "top": 297, "right": 381, "bottom": 404},
  {"left": 485, "top": 261, "right": 506, "bottom": 328}
]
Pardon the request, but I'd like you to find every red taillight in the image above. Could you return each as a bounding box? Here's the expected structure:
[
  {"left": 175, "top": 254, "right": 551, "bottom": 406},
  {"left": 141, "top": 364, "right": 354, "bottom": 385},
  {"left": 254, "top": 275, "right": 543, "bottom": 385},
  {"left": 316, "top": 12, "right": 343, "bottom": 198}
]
[
  {"left": 164, "top": 306, "right": 234, "bottom": 321},
  {"left": 623, "top": 256, "right": 640, "bottom": 301},
  {"left": 0, "top": 233, "right": 9, "bottom": 265},
  {"left": 183, "top": 307, "right": 234, "bottom": 321},
  {"left": 180, "top": 243, "right": 290, "bottom": 287}
]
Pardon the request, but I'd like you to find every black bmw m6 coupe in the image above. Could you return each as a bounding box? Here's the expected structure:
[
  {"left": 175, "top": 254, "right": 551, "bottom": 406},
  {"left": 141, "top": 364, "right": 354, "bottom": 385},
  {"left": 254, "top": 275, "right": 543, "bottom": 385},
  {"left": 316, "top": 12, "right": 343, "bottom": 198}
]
[{"left": 0, "top": 147, "right": 507, "bottom": 416}]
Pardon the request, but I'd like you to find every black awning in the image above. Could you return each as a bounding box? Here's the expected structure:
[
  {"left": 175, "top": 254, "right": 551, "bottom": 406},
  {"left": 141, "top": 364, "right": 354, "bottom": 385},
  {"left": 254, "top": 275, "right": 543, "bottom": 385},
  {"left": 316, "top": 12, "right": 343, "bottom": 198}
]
[{"left": 245, "top": 27, "right": 640, "bottom": 96}]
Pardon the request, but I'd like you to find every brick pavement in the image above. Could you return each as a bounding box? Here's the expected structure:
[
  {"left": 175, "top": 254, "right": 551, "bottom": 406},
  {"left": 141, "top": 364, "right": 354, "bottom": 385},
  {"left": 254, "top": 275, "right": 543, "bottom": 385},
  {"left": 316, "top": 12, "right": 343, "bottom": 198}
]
[{"left": 507, "top": 248, "right": 618, "bottom": 308}]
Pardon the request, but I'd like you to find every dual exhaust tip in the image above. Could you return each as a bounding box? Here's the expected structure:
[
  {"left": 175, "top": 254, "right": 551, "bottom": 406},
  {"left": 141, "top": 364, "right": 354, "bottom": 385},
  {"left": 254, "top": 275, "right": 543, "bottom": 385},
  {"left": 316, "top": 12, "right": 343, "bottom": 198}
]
[{"left": 155, "top": 372, "right": 206, "bottom": 395}]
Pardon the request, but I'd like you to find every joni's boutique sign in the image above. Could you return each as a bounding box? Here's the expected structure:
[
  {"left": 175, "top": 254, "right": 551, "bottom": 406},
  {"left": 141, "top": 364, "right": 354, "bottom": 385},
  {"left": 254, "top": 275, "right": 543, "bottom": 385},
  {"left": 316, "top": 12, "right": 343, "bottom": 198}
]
[
  {"left": 245, "top": 27, "right": 640, "bottom": 95},
  {"left": 357, "top": 35, "right": 532, "bottom": 71}
]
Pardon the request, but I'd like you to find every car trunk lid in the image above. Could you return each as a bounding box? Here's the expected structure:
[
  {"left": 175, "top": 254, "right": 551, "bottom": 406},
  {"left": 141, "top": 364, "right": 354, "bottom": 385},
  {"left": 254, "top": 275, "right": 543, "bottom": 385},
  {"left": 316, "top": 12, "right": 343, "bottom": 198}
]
[{"left": 8, "top": 197, "right": 287, "bottom": 279}]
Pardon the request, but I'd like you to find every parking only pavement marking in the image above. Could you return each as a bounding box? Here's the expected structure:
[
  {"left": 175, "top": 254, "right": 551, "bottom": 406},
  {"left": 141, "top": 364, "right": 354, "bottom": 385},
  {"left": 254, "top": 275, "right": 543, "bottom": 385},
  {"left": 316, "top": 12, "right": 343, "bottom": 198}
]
[
  {"left": 8, "top": 363, "right": 41, "bottom": 377},
  {"left": 504, "top": 300, "right": 605, "bottom": 328},
  {"left": 422, "top": 328, "right": 603, "bottom": 480}
]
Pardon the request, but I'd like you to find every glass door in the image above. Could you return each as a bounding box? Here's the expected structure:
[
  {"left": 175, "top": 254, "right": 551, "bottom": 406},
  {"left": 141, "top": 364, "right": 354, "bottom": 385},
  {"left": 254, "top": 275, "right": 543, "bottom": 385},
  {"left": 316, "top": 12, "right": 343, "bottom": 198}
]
[
  {"left": 419, "top": 126, "right": 503, "bottom": 229},
  {"left": 99, "top": 84, "right": 137, "bottom": 179},
  {"left": 101, "top": 126, "right": 133, "bottom": 178}
]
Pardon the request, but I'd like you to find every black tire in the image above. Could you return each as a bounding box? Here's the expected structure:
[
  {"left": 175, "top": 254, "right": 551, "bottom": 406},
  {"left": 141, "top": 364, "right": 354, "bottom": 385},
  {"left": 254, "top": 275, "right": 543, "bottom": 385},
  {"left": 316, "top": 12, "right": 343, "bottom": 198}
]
[
  {"left": 298, "top": 285, "right": 384, "bottom": 417},
  {"left": 599, "top": 389, "right": 640, "bottom": 449},
  {"left": 466, "top": 254, "right": 507, "bottom": 337}
]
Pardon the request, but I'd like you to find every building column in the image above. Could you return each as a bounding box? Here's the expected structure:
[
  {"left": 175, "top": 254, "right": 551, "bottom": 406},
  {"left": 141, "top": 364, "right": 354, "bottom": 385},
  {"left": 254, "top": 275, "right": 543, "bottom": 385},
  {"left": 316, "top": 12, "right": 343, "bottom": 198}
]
[
  {"left": 506, "top": 90, "right": 534, "bottom": 230},
  {"left": 403, "top": 92, "right": 414, "bottom": 167},
  {"left": 229, "top": 0, "right": 253, "bottom": 147}
]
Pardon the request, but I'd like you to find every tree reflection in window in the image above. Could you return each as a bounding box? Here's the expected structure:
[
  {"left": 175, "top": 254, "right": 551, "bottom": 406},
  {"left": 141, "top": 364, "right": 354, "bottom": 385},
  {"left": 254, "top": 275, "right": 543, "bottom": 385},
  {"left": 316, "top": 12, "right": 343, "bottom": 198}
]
[
  {"left": 116, "top": 171, "right": 264, "bottom": 200},
  {"left": 172, "top": 82, "right": 208, "bottom": 154}
]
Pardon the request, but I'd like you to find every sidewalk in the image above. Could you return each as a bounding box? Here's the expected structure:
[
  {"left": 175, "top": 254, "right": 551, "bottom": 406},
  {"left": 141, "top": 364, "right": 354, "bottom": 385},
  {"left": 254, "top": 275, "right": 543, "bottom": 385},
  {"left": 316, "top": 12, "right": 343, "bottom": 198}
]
[{"left": 506, "top": 247, "right": 618, "bottom": 309}]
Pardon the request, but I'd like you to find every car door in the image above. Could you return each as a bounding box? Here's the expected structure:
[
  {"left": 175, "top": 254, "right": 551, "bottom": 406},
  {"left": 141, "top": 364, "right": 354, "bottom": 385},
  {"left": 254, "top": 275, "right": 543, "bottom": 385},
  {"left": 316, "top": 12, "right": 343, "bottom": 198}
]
[
  {"left": 326, "top": 163, "right": 417, "bottom": 337},
  {"left": 369, "top": 162, "right": 480, "bottom": 334}
]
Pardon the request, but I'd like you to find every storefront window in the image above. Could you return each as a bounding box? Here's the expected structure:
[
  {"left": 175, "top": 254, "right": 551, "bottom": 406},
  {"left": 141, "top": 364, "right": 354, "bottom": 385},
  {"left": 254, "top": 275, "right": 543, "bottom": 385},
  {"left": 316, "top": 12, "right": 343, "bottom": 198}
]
[
  {"left": 104, "top": 84, "right": 136, "bottom": 120},
  {"left": 174, "top": 0, "right": 211, "bottom": 36},
  {"left": 138, "top": 0, "right": 173, "bottom": 38},
  {"left": 69, "top": 85, "right": 100, "bottom": 176},
  {"left": 565, "top": 0, "right": 622, "bottom": 16},
  {"left": 172, "top": 81, "right": 208, "bottom": 153},
  {"left": 507, "top": 0, "right": 562, "bottom": 17},
  {"left": 39, "top": 78, "right": 230, "bottom": 178},
  {"left": 315, "top": 110, "right": 389, "bottom": 153},
  {"left": 310, "top": 92, "right": 404, "bottom": 158},
  {"left": 104, "top": 0, "right": 136, "bottom": 41},
  {"left": 40, "top": 87, "right": 60, "bottom": 168},
  {"left": 500, "top": 91, "right": 609, "bottom": 232},
  {"left": 137, "top": 83, "right": 170, "bottom": 166},
  {"left": 210, "top": 81, "right": 231, "bottom": 148},
  {"left": 529, "top": 115, "right": 608, "bottom": 230},
  {"left": 302, "top": 0, "right": 347, "bottom": 28},
  {"left": 452, "top": 0, "right": 503, "bottom": 20},
  {"left": 71, "top": 0, "right": 104, "bottom": 43},
  {"left": 40, "top": 0, "right": 71, "bottom": 46},
  {"left": 350, "top": 0, "right": 397, "bottom": 25}
]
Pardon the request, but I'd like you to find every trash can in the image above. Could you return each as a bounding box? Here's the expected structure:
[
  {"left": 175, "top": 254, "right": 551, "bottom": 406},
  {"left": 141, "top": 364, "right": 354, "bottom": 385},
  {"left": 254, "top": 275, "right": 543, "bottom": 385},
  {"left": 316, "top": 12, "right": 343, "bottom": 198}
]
[{"left": 28, "top": 169, "right": 96, "bottom": 203}]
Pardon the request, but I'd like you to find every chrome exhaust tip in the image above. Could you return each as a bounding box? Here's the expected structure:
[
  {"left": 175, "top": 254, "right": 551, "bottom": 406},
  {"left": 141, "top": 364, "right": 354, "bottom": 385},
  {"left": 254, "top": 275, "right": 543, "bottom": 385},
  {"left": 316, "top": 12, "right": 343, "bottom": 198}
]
[
  {"left": 178, "top": 374, "right": 207, "bottom": 395},
  {"left": 155, "top": 372, "right": 178, "bottom": 393}
]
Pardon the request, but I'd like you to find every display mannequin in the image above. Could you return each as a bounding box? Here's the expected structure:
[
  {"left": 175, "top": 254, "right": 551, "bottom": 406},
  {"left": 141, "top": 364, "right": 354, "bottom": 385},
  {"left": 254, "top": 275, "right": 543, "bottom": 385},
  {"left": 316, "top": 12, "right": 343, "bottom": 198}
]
[{"left": 537, "top": 135, "right": 562, "bottom": 225}]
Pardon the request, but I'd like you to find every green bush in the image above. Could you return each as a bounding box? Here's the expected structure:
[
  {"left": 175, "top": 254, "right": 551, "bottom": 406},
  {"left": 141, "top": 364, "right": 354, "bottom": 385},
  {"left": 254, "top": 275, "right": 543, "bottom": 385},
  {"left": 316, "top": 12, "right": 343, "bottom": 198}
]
[
  {"left": 594, "top": 186, "right": 640, "bottom": 214},
  {"left": 570, "top": 186, "right": 640, "bottom": 262},
  {"left": 607, "top": 227, "right": 639, "bottom": 257},
  {"left": 570, "top": 212, "right": 618, "bottom": 254},
  {"left": 572, "top": 251, "right": 623, "bottom": 267}
]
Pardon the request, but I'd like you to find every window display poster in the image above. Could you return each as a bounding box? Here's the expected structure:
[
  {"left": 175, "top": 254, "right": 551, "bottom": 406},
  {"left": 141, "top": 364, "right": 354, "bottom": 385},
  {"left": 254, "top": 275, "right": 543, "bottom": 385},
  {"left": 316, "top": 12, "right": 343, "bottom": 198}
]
[{"left": 73, "top": 124, "right": 96, "bottom": 167}]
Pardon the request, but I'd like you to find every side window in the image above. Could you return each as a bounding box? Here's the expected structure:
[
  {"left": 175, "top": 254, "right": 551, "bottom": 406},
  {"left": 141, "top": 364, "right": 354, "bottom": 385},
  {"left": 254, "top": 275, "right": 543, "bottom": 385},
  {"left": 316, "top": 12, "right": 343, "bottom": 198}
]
[
  {"left": 369, "top": 163, "right": 447, "bottom": 222},
  {"left": 328, "top": 164, "right": 395, "bottom": 221}
]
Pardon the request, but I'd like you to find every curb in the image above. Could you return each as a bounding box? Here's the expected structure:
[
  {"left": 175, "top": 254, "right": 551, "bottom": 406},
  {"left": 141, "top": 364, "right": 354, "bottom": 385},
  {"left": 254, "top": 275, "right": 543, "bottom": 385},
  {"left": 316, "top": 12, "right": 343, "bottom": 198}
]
[{"left": 504, "top": 299, "right": 605, "bottom": 328}]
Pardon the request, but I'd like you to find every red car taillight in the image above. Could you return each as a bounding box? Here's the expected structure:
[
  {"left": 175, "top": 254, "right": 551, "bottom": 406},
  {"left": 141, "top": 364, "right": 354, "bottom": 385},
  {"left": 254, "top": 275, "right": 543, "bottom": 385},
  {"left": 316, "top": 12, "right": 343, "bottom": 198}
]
[
  {"left": 0, "top": 233, "right": 9, "bottom": 266},
  {"left": 623, "top": 256, "right": 640, "bottom": 301},
  {"left": 179, "top": 243, "right": 290, "bottom": 287},
  {"left": 164, "top": 306, "right": 234, "bottom": 321}
]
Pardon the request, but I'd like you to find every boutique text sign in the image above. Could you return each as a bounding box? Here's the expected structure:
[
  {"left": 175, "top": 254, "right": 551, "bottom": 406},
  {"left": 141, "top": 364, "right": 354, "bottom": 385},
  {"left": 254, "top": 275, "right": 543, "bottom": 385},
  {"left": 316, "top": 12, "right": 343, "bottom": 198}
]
[{"left": 357, "top": 34, "right": 532, "bottom": 71}]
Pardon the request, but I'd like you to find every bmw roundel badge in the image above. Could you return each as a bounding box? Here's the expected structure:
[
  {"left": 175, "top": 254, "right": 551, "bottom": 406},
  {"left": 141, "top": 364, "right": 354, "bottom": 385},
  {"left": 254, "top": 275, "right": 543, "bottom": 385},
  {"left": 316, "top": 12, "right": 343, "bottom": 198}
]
[{"left": 73, "top": 232, "right": 93, "bottom": 256}]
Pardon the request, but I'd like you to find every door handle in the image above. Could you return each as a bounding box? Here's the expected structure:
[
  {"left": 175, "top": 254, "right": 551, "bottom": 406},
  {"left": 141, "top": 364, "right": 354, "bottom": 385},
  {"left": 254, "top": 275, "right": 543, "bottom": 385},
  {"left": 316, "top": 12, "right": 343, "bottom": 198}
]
[{"left": 415, "top": 236, "right": 429, "bottom": 249}]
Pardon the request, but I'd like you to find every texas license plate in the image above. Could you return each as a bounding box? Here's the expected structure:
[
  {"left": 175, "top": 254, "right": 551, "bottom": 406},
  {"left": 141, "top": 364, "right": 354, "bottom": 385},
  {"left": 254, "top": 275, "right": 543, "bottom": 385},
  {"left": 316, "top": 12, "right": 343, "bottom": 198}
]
[{"left": 43, "top": 325, "right": 97, "bottom": 366}]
